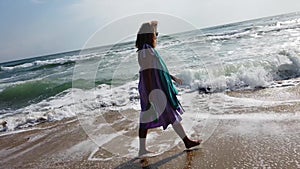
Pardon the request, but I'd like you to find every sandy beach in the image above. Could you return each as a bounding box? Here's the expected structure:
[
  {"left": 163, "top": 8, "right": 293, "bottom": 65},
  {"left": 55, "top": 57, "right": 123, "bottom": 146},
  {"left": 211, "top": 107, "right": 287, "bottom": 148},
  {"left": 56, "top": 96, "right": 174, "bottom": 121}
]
[{"left": 1, "top": 109, "right": 299, "bottom": 169}]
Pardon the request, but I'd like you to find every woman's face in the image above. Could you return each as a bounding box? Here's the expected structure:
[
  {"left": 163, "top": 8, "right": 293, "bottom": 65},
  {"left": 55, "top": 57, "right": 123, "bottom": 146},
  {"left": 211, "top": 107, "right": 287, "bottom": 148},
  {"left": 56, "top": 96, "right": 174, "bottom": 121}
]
[{"left": 153, "top": 32, "right": 158, "bottom": 47}]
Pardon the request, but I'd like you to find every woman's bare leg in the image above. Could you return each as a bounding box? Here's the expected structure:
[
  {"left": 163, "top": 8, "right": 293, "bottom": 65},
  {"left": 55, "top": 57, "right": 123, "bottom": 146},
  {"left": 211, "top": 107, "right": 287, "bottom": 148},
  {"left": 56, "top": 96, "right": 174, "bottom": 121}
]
[
  {"left": 172, "top": 121, "right": 201, "bottom": 149},
  {"left": 138, "top": 128, "right": 151, "bottom": 156}
]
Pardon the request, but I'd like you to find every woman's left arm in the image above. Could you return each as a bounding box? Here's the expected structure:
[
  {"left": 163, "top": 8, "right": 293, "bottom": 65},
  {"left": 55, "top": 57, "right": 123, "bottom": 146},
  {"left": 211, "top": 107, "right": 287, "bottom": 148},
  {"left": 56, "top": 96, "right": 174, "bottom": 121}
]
[{"left": 170, "top": 75, "right": 183, "bottom": 85}]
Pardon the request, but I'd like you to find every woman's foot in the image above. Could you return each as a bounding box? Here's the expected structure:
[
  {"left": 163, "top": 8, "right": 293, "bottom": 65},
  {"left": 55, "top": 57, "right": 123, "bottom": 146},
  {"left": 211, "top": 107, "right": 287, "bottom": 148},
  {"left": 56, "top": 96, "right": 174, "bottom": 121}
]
[
  {"left": 183, "top": 137, "right": 201, "bottom": 149},
  {"left": 138, "top": 149, "right": 153, "bottom": 157}
]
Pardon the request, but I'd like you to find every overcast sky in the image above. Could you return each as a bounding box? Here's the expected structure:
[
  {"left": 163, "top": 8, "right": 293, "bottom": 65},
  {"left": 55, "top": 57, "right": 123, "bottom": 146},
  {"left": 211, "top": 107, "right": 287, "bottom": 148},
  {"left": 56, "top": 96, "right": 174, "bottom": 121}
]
[{"left": 0, "top": 0, "right": 300, "bottom": 63}]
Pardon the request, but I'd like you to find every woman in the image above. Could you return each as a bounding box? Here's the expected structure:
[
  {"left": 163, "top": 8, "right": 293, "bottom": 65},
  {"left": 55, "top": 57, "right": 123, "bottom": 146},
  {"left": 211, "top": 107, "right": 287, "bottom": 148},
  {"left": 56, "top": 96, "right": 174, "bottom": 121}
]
[{"left": 136, "top": 21, "right": 201, "bottom": 157}]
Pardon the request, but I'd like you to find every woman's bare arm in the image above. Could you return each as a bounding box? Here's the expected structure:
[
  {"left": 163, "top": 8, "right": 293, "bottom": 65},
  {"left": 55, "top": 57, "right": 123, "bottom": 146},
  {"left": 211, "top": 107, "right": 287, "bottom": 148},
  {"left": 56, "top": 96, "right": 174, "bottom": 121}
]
[{"left": 170, "top": 74, "right": 183, "bottom": 85}]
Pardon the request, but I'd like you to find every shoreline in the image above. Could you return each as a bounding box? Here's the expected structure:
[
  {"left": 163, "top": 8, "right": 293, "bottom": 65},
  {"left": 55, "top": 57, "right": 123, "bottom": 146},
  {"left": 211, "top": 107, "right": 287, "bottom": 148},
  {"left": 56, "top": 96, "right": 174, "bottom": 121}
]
[{"left": 0, "top": 110, "right": 299, "bottom": 169}]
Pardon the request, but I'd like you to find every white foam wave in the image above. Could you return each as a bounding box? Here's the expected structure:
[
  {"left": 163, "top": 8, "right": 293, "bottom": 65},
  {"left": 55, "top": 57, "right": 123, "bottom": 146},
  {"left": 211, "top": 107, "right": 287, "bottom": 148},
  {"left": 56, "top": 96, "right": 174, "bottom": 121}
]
[
  {"left": 276, "top": 18, "right": 300, "bottom": 26},
  {"left": 0, "top": 80, "right": 141, "bottom": 132},
  {"left": 177, "top": 65, "right": 271, "bottom": 92},
  {"left": 276, "top": 49, "right": 300, "bottom": 79},
  {"left": 204, "top": 17, "right": 300, "bottom": 42},
  {"left": 0, "top": 53, "right": 102, "bottom": 71},
  {"left": 176, "top": 47, "right": 300, "bottom": 92},
  {"left": 1, "top": 63, "right": 34, "bottom": 71},
  {"left": 206, "top": 29, "right": 252, "bottom": 41},
  {"left": 236, "top": 66, "right": 272, "bottom": 88}
]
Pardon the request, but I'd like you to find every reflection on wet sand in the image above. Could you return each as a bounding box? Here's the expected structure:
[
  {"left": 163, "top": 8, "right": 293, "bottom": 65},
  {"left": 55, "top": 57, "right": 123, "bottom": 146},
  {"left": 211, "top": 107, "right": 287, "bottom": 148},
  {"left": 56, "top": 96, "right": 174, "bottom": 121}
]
[
  {"left": 137, "top": 149, "right": 201, "bottom": 169},
  {"left": 183, "top": 149, "right": 197, "bottom": 169}
]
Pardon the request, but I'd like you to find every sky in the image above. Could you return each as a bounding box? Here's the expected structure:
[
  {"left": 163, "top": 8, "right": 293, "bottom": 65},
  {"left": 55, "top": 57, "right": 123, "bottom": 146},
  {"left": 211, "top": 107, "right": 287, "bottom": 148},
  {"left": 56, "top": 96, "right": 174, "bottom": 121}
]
[{"left": 0, "top": 0, "right": 300, "bottom": 63}]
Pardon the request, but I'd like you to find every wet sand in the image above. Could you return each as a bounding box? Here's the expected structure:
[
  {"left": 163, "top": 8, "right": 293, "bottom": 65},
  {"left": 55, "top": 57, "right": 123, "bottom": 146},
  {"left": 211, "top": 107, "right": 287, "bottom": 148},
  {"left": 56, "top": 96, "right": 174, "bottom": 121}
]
[{"left": 0, "top": 111, "right": 299, "bottom": 169}]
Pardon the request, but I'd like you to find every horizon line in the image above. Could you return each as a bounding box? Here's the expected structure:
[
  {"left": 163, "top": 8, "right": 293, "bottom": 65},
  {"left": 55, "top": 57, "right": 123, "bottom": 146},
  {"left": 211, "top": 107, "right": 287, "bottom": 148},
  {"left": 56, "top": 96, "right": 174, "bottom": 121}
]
[{"left": 1, "top": 11, "right": 298, "bottom": 65}]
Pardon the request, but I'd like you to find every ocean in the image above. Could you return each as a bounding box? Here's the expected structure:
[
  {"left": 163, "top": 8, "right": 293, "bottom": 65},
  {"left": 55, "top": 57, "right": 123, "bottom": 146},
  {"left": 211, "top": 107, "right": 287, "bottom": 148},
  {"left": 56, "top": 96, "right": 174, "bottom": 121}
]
[{"left": 0, "top": 12, "right": 300, "bottom": 159}]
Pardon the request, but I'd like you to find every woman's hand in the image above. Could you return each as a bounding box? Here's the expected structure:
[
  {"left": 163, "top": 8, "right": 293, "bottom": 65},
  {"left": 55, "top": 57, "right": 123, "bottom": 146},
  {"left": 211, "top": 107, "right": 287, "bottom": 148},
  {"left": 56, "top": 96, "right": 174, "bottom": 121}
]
[{"left": 173, "top": 76, "right": 183, "bottom": 85}]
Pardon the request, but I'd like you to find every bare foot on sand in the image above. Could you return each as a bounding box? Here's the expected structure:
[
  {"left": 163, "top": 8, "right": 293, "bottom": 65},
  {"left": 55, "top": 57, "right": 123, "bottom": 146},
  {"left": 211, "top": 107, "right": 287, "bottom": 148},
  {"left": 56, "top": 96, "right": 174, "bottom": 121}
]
[
  {"left": 184, "top": 139, "right": 201, "bottom": 149},
  {"left": 138, "top": 149, "right": 154, "bottom": 157}
]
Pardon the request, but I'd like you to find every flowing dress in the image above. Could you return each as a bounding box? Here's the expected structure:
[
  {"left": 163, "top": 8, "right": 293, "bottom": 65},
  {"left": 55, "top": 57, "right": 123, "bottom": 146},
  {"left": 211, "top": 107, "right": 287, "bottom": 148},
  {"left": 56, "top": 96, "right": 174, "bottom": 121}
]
[{"left": 138, "top": 44, "right": 184, "bottom": 130}]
